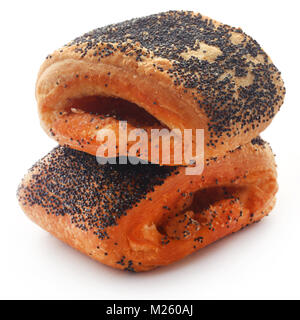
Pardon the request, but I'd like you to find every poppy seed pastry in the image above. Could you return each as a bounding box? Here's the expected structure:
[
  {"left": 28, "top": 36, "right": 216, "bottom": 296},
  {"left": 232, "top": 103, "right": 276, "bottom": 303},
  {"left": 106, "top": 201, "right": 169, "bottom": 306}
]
[
  {"left": 18, "top": 11, "right": 284, "bottom": 272},
  {"left": 18, "top": 139, "right": 277, "bottom": 272},
  {"left": 36, "top": 10, "right": 285, "bottom": 162}
]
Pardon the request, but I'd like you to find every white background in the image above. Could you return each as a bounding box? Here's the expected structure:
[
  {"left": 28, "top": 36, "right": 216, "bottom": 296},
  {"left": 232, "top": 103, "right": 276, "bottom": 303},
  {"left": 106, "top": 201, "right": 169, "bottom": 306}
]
[{"left": 1, "top": 0, "right": 299, "bottom": 300}]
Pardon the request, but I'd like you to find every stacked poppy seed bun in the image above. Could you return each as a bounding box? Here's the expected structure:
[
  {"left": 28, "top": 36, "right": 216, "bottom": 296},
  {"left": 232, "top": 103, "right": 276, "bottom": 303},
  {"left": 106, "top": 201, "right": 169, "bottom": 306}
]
[
  {"left": 18, "top": 11, "right": 284, "bottom": 271},
  {"left": 36, "top": 10, "right": 285, "bottom": 162}
]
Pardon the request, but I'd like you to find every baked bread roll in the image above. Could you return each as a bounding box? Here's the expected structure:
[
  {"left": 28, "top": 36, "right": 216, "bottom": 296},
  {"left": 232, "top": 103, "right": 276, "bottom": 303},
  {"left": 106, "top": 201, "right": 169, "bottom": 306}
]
[
  {"left": 36, "top": 11, "right": 285, "bottom": 164},
  {"left": 17, "top": 138, "right": 277, "bottom": 272},
  {"left": 17, "top": 11, "right": 284, "bottom": 272}
]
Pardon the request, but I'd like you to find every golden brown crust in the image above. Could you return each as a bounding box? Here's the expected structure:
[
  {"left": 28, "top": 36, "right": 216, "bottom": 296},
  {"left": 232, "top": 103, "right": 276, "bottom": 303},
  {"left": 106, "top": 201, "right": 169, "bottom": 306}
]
[
  {"left": 17, "top": 139, "right": 277, "bottom": 272},
  {"left": 20, "top": 11, "right": 282, "bottom": 271},
  {"left": 36, "top": 11, "right": 285, "bottom": 162}
]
